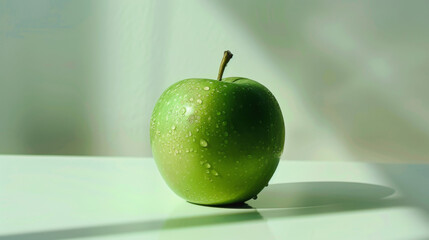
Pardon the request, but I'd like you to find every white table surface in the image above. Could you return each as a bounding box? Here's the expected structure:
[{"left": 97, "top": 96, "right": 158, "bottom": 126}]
[{"left": 0, "top": 155, "right": 428, "bottom": 240}]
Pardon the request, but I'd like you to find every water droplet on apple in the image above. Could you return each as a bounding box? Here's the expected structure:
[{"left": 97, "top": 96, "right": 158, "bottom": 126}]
[
  {"left": 252, "top": 195, "right": 258, "bottom": 200},
  {"left": 171, "top": 125, "right": 176, "bottom": 130},
  {"left": 216, "top": 112, "right": 221, "bottom": 115},
  {"left": 206, "top": 170, "right": 210, "bottom": 174},
  {"left": 204, "top": 162, "right": 211, "bottom": 168},
  {"left": 188, "top": 131, "right": 192, "bottom": 137},
  {"left": 197, "top": 99, "right": 202, "bottom": 104},
  {"left": 180, "top": 108, "right": 186, "bottom": 115},
  {"left": 222, "top": 121, "right": 227, "bottom": 126},
  {"left": 200, "top": 139, "right": 208, "bottom": 147},
  {"left": 203, "top": 86, "right": 210, "bottom": 91},
  {"left": 190, "top": 98, "right": 194, "bottom": 102},
  {"left": 211, "top": 170, "right": 219, "bottom": 176}
]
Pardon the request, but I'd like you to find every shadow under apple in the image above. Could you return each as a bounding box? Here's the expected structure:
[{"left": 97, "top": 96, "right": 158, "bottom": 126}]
[{"left": 219, "top": 181, "right": 395, "bottom": 209}]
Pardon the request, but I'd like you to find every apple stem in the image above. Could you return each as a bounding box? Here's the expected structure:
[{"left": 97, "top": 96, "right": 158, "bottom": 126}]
[{"left": 217, "top": 50, "right": 233, "bottom": 81}]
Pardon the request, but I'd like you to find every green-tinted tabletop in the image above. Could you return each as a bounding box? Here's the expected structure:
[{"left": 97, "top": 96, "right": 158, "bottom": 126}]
[{"left": 1, "top": 155, "right": 428, "bottom": 240}]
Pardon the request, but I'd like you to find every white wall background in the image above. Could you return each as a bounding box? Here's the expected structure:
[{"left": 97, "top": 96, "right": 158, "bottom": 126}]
[{"left": 1, "top": 0, "right": 428, "bottom": 162}]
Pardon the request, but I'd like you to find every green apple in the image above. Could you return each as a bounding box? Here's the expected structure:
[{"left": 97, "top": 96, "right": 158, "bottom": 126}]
[{"left": 150, "top": 51, "right": 285, "bottom": 205}]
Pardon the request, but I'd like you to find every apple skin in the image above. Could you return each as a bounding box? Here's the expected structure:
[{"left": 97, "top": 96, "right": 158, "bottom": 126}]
[{"left": 150, "top": 77, "right": 285, "bottom": 205}]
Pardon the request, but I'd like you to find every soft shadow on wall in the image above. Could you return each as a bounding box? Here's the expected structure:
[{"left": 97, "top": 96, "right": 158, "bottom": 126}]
[
  {"left": 0, "top": 0, "right": 171, "bottom": 156},
  {"left": 0, "top": 0, "right": 94, "bottom": 155},
  {"left": 214, "top": 0, "right": 429, "bottom": 162}
]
